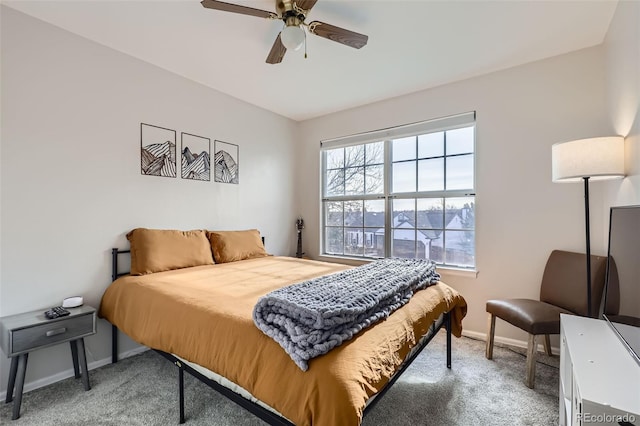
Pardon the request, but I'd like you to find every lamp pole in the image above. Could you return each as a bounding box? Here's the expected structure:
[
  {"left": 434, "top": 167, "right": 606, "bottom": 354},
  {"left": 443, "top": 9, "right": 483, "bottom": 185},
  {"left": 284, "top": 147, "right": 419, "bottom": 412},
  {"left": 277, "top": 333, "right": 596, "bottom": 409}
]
[
  {"left": 552, "top": 137, "right": 625, "bottom": 318},
  {"left": 583, "top": 176, "right": 592, "bottom": 318}
]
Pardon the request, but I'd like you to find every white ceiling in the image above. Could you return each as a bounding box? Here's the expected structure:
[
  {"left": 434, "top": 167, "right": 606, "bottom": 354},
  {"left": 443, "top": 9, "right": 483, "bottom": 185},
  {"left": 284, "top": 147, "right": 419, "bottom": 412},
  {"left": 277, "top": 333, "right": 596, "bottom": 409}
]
[{"left": 4, "top": 0, "right": 618, "bottom": 121}]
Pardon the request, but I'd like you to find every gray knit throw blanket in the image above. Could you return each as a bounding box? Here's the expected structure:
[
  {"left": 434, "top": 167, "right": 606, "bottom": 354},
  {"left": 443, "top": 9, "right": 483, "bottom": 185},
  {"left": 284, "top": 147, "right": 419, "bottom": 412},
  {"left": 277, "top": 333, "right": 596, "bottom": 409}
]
[{"left": 253, "top": 258, "right": 441, "bottom": 371}]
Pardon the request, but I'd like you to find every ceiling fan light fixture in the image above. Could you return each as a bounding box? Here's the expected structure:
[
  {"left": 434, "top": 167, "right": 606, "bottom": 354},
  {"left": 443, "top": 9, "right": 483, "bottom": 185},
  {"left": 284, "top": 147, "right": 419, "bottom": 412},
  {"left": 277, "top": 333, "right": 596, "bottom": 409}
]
[{"left": 281, "top": 25, "right": 305, "bottom": 51}]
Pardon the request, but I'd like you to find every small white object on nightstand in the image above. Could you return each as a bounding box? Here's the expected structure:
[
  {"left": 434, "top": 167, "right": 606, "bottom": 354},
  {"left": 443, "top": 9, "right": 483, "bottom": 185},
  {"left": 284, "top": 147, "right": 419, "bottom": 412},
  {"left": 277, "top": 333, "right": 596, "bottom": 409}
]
[{"left": 62, "top": 296, "right": 83, "bottom": 308}]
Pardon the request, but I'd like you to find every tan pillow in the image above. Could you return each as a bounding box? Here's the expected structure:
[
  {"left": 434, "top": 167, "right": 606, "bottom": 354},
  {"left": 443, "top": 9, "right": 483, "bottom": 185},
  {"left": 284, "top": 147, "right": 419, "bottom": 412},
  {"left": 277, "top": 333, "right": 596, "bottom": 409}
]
[
  {"left": 208, "top": 229, "right": 269, "bottom": 263},
  {"left": 127, "top": 228, "right": 215, "bottom": 275}
]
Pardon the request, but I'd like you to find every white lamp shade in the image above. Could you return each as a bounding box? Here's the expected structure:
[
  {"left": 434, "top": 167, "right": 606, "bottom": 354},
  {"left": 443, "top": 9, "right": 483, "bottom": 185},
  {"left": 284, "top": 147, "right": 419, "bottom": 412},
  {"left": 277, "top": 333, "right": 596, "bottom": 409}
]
[
  {"left": 552, "top": 136, "right": 625, "bottom": 182},
  {"left": 281, "top": 25, "right": 305, "bottom": 51}
]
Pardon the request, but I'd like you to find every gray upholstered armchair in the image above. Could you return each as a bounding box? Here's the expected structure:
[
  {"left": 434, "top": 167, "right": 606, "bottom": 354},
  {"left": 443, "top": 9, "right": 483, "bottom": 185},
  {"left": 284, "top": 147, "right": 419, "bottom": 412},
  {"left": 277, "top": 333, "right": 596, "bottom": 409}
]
[{"left": 485, "top": 250, "right": 607, "bottom": 388}]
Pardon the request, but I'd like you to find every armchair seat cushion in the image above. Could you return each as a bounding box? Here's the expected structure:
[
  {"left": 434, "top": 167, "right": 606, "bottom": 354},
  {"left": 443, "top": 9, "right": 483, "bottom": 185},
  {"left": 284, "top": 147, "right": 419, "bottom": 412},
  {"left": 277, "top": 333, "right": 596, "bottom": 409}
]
[{"left": 486, "top": 299, "right": 574, "bottom": 335}]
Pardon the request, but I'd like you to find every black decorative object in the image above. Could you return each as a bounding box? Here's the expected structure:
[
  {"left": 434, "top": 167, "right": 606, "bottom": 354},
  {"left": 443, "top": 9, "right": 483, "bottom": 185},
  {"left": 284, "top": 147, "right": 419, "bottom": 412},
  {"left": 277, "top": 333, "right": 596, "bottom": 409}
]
[
  {"left": 140, "top": 123, "right": 177, "bottom": 178},
  {"left": 214, "top": 140, "right": 239, "bottom": 184},
  {"left": 181, "top": 133, "right": 211, "bottom": 181},
  {"left": 295, "top": 218, "right": 304, "bottom": 258}
]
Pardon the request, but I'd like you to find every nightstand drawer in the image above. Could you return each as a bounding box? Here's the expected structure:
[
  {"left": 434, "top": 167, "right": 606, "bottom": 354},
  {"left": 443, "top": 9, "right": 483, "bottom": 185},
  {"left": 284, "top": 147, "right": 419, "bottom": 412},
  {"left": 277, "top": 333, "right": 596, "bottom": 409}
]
[{"left": 11, "top": 314, "right": 94, "bottom": 354}]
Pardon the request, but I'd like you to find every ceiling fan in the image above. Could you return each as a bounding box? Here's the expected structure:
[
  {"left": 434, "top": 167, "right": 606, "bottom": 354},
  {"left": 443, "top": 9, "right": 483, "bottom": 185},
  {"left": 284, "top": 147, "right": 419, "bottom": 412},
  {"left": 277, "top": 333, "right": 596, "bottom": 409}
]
[{"left": 200, "top": 0, "right": 369, "bottom": 64}]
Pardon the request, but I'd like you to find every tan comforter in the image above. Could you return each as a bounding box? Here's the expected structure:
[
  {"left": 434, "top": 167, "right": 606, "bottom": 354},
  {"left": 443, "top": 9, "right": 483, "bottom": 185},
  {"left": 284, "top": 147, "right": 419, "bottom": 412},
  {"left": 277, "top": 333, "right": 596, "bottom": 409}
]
[{"left": 99, "top": 256, "right": 467, "bottom": 426}]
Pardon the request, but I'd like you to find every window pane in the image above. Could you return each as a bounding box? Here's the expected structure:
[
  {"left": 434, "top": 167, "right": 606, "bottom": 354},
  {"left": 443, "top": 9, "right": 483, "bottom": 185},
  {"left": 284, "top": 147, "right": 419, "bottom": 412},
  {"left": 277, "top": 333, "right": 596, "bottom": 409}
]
[
  {"left": 418, "top": 132, "right": 444, "bottom": 158},
  {"left": 365, "top": 228, "right": 384, "bottom": 258},
  {"left": 392, "top": 161, "right": 416, "bottom": 193},
  {"left": 417, "top": 198, "right": 443, "bottom": 228},
  {"left": 418, "top": 158, "right": 445, "bottom": 192},
  {"left": 444, "top": 230, "right": 475, "bottom": 267},
  {"left": 326, "top": 148, "right": 344, "bottom": 169},
  {"left": 344, "top": 228, "right": 364, "bottom": 256},
  {"left": 445, "top": 197, "right": 475, "bottom": 230},
  {"left": 392, "top": 137, "right": 416, "bottom": 161},
  {"left": 366, "top": 142, "right": 384, "bottom": 165},
  {"left": 428, "top": 235, "right": 444, "bottom": 264},
  {"left": 392, "top": 199, "right": 415, "bottom": 228},
  {"left": 446, "top": 126, "right": 474, "bottom": 155},
  {"left": 325, "top": 227, "right": 344, "bottom": 255},
  {"left": 415, "top": 230, "right": 433, "bottom": 260},
  {"left": 345, "top": 167, "right": 365, "bottom": 195},
  {"left": 446, "top": 154, "right": 474, "bottom": 190},
  {"left": 392, "top": 229, "right": 416, "bottom": 258},
  {"left": 325, "top": 201, "right": 343, "bottom": 226},
  {"left": 417, "top": 228, "right": 440, "bottom": 260},
  {"left": 321, "top": 118, "right": 475, "bottom": 267},
  {"left": 364, "top": 200, "right": 385, "bottom": 227},
  {"left": 344, "top": 200, "right": 363, "bottom": 227},
  {"left": 325, "top": 169, "right": 344, "bottom": 196},
  {"left": 365, "top": 165, "right": 383, "bottom": 194},
  {"left": 345, "top": 145, "right": 366, "bottom": 167}
]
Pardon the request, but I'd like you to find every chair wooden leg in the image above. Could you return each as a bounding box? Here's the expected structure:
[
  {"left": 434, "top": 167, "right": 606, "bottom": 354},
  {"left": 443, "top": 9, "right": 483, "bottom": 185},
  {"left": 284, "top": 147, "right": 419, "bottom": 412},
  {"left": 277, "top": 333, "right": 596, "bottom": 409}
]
[
  {"left": 485, "top": 313, "right": 496, "bottom": 359},
  {"left": 526, "top": 334, "right": 537, "bottom": 389},
  {"left": 543, "top": 334, "right": 552, "bottom": 356}
]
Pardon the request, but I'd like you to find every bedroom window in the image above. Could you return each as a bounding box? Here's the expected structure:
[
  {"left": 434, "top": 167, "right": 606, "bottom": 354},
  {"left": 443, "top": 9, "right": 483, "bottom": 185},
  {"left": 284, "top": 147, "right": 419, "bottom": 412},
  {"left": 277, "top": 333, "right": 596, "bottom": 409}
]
[{"left": 321, "top": 112, "right": 476, "bottom": 269}]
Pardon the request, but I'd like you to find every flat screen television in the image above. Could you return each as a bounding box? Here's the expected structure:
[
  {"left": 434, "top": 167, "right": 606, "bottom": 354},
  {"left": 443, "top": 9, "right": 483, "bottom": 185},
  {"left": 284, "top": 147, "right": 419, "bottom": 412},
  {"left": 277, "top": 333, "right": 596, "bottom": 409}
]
[{"left": 602, "top": 205, "right": 640, "bottom": 365}]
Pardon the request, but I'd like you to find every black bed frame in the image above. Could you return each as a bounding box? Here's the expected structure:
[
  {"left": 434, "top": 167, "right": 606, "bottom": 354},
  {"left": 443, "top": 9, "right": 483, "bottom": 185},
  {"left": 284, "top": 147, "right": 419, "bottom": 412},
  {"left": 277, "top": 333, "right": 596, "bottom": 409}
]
[{"left": 109, "top": 248, "right": 453, "bottom": 425}]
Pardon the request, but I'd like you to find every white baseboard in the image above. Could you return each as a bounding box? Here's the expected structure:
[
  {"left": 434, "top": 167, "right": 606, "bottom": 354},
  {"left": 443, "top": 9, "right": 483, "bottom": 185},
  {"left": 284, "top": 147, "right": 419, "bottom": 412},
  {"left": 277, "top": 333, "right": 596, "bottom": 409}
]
[
  {"left": 0, "top": 346, "right": 149, "bottom": 401},
  {"left": 461, "top": 329, "right": 560, "bottom": 356}
]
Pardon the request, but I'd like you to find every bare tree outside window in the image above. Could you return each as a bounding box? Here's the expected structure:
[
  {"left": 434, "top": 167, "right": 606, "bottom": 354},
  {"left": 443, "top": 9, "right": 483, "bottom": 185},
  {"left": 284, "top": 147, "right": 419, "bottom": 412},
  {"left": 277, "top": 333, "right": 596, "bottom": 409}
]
[
  {"left": 324, "top": 142, "right": 384, "bottom": 197},
  {"left": 322, "top": 121, "right": 475, "bottom": 268}
]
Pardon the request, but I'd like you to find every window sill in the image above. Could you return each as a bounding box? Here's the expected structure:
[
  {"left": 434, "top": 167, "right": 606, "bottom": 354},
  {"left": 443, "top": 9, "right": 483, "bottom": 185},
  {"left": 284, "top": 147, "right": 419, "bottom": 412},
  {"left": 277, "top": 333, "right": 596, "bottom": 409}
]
[
  {"left": 316, "top": 254, "right": 479, "bottom": 278},
  {"left": 437, "top": 267, "right": 479, "bottom": 279},
  {"left": 316, "top": 254, "right": 373, "bottom": 267}
]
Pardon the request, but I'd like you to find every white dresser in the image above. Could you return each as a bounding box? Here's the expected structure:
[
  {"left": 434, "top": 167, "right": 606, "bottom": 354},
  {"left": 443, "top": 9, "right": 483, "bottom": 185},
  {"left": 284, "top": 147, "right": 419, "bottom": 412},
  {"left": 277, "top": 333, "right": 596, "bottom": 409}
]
[{"left": 560, "top": 314, "right": 640, "bottom": 425}]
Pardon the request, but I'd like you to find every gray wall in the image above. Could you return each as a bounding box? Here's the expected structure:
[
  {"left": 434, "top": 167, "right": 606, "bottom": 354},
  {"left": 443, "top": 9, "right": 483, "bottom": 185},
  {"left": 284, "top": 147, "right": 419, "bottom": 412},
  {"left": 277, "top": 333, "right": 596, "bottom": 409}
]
[
  {"left": 0, "top": 7, "right": 298, "bottom": 395},
  {"left": 294, "top": 0, "right": 640, "bottom": 346},
  {"left": 600, "top": 0, "right": 640, "bottom": 231},
  {"left": 296, "top": 46, "right": 611, "bottom": 345}
]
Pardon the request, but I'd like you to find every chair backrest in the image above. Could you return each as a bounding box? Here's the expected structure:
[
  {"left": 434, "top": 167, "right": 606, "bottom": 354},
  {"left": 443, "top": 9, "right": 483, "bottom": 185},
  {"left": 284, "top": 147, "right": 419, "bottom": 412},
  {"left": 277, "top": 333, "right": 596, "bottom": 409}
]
[{"left": 539, "top": 250, "right": 608, "bottom": 318}]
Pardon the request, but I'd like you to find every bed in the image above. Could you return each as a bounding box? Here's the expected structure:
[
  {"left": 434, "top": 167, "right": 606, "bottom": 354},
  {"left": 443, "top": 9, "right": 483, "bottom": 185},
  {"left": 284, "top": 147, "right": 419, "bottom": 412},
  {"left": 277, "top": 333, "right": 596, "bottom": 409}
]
[{"left": 99, "top": 228, "right": 467, "bottom": 426}]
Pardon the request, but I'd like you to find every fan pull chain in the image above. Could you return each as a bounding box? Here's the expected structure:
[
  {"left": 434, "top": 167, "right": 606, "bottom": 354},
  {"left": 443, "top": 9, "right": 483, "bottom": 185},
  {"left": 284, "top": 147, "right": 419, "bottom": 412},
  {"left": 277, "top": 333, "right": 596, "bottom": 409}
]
[{"left": 304, "top": 27, "right": 308, "bottom": 59}]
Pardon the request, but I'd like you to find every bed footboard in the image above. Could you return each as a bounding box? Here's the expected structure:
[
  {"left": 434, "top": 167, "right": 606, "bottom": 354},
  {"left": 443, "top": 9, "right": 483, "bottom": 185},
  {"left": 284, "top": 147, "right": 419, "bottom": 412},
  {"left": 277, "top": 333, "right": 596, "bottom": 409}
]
[
  {"left": 157, "top": 310, "right": 452, "bottom": 425},
  {"left": 112, "top": 325, "right": 118, "bottom": 364},
  {"left": 154, "top": 350, "right": 296, "bottom": 426},
  {"left": 111, "top": 307, "right": 453, "bottom": 423},
  {"left": 362, "top": 310, "right": 451, "bottom": 416}
]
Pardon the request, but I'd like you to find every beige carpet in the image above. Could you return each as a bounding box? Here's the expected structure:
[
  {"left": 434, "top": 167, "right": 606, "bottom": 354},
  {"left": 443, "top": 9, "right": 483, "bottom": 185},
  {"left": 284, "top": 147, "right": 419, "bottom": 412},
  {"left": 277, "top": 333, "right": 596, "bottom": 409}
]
[{"left": 0, "top": 331, "right": 559, "bottom": 425}]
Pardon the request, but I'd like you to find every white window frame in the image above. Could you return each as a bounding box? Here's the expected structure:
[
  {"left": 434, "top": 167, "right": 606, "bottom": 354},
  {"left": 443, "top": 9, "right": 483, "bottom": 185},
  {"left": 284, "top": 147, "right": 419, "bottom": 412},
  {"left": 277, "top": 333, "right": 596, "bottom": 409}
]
[{"left": 320, "top": 112, "right": 476, "bottom": 269}]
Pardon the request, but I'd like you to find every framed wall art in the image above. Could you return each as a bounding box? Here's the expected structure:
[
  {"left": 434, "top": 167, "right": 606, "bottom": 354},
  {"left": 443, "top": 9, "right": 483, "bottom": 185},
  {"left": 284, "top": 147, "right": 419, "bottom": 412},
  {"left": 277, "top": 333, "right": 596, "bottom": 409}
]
[
  {"left": 181, "top": 132, "right": 210, "bottom": 181},
  {"left": 140, "top": 123, "right": 177, "bottom": 178},
  {"left": 214, "top": 140, "right": 239, "bottom": 184}
]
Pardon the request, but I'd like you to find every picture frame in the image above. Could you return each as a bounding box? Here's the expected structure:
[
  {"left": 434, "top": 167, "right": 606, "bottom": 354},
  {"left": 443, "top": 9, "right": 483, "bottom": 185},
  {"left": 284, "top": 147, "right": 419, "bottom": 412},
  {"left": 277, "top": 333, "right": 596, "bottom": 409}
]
[
  {"left": 140, "top": 123, "right": 177, "bottom": 178},
  {"left": 214, "top": 140, "right": 239, "bottom": 184},
  {"left": 181, "top": 132, "right": 211, "bottom": 181}
]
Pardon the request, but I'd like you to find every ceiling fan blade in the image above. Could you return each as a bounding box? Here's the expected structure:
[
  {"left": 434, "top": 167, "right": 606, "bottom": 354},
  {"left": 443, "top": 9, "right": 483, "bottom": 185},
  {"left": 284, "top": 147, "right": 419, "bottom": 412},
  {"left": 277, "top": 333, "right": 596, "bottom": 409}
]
[
  {"left": 295, "top": 0, "right": 318, "bottom": 12},
  {"left": 307, "top": 21, "right": 368, "bottom": 49},
  {"left": 200, "top": 0, "right": 277, "bottom": 19},
  {"left": 266, "top": 33, "right": 287, "bottom": 64}
]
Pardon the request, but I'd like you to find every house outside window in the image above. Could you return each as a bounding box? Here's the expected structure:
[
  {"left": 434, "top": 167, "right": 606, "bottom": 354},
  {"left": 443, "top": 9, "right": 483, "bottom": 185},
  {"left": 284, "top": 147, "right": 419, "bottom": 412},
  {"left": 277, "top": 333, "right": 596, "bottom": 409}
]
[{"left": 321, "top": 112, "right": 476, "bottom": 269}]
